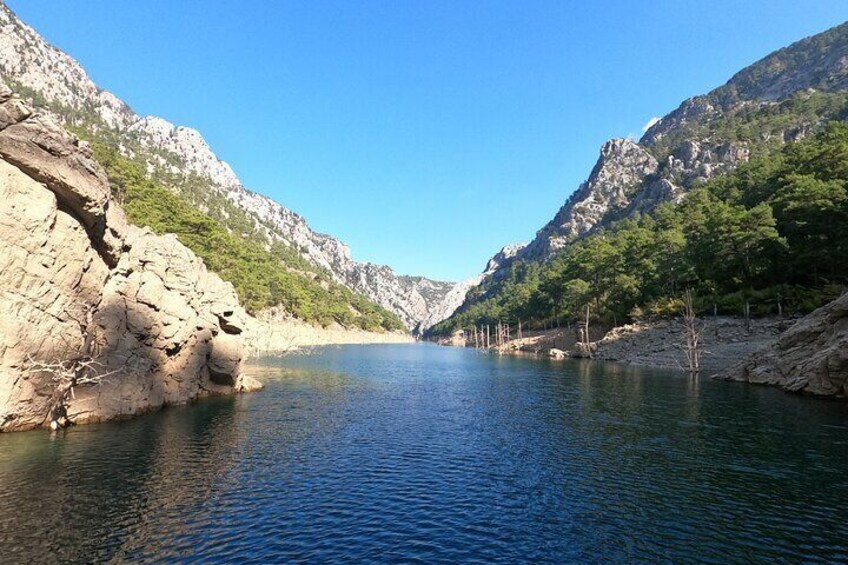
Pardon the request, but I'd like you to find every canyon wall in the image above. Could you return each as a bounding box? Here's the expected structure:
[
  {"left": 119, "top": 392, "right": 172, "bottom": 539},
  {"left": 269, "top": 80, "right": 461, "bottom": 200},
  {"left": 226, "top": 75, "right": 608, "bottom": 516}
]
[{"left": 0, "top": 86, "right": 257, "bottom": 432}]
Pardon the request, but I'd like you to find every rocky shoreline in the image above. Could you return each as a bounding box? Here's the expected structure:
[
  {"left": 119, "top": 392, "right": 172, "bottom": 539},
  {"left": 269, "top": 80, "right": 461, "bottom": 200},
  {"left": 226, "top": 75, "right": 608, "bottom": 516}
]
[
  {"left": 0, "top": 85, "right": 265, "bottom": 432},
  {"left": 0, "top": 85, "right": 421, "bottom": 433},
  {"left": 246, "top": 309, "right": 414, "bottom": 355},
  {"left": 440, "top": 299, "right": 848, "bottom": 400},
  {"left": 717, "top": 291, "right": 848, "bottom": 398},
  {"left": 440, "top": 316, "right": 783, "bottom": 374}
]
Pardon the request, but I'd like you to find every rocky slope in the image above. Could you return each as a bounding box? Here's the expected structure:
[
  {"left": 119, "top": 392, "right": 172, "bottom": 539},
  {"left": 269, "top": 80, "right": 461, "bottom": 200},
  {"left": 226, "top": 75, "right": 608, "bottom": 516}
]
[
  {"left": 0, "top": 2, "right": 464, "bottom": 330},
  {"left": 716, "top": 293, "right": 848, "bottom": 398},
  {"left": 0, "top": 86, "right": 259, "bottom": 432},
  {"left": 482, "top": 21, "right": 848, "bottom": 273}
]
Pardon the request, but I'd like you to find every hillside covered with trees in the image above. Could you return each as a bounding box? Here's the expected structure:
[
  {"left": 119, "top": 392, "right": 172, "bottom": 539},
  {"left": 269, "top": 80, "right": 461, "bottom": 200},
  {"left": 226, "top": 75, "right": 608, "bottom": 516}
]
[
  {"left": 430, "top": 121, "right": 848, "bottom": 336},
  {"left": 93, "top": 143, "right": 406, "bottom": 332}
]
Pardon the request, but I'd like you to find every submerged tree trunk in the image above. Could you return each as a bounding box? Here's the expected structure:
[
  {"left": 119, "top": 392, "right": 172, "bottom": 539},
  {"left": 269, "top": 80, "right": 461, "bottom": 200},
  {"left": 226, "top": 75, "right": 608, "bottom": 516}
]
[
  {"left": 680, "top": 289, "right": 701, "bottom": 379},
  {"left": 581, "top": 304, "right": 592, "bottom": 359}
]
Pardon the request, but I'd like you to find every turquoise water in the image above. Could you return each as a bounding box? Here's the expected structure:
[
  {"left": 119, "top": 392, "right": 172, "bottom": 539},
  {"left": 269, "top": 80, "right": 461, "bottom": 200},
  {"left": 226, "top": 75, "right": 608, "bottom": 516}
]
[{"left": 1, "top": 344, "right": 847, "bottom": 563}]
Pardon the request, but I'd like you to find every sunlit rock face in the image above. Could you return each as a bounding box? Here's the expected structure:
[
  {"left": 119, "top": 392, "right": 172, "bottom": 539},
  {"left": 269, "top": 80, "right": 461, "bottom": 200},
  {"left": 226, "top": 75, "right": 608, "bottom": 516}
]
[
  {"left": 520, "top": 139, "right": 659, "bottom": 261},
  {"left": 0, "top": 2, "right": 467, "bottom": 330},
  {"left": 488, "top": 132, "right": 752, "bottom": 273},
  {"left": 0, "top": 87, "right": 252, "bottom": 432}
]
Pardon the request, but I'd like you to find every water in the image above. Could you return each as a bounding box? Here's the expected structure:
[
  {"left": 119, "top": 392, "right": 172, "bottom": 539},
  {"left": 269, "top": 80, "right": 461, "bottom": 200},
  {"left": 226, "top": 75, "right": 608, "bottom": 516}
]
[{"left": 1, "top": 344, "right": 847, "bottom": 564}]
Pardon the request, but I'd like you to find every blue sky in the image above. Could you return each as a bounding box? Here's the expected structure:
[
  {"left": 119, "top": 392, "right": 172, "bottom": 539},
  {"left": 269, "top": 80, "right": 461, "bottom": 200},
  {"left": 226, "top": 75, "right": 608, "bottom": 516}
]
[{"left": 7, "top": 1, "right": 847, "bottom": 281}]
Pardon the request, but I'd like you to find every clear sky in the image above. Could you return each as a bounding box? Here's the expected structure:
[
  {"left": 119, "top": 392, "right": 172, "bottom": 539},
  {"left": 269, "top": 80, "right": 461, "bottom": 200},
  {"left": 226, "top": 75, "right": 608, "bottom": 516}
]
[{"left": 7, "top": 1, "right": 847, "bottom": 281}]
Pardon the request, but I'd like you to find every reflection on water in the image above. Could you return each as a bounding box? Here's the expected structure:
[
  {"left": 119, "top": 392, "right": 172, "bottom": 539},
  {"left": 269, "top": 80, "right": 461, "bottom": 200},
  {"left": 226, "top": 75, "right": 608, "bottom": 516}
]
[
  {"left": 1, "top": 344, "right": 847, "bottom": 563},
  {"left": 0, "top": 396, "right": 246, "bottom": 562}
]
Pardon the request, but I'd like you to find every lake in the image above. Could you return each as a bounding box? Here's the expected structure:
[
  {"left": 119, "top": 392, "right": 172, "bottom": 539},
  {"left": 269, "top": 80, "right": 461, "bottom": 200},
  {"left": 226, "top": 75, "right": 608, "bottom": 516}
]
[{"left": 1, "top": 344, "right": 847, "bottom": 563}]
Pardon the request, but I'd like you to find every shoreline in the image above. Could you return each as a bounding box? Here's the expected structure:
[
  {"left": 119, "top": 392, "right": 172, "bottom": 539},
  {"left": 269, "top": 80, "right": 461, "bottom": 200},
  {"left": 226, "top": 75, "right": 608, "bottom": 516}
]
[
  {"left": 245, "top": 313, "right": 414, "bottom": 356},
  {"left": 437, "top": 316, "right": 786, "bottom": 374}
]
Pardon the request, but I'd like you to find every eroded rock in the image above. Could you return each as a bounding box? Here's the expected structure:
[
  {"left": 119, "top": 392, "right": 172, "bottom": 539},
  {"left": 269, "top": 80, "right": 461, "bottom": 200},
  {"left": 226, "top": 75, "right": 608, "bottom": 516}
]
[
  {"left": 0, "top": 87, "right": 256, "bottom": 432},
  {"left": 548, "top": 348, "right": 567, "bottom": 360},
  {"left": 715, "top": 294, "right": 848, "bottom": 398}
]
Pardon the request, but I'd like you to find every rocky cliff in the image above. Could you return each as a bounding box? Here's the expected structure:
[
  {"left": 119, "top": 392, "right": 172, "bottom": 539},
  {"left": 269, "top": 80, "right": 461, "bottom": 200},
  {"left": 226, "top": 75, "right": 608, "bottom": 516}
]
[
  {"left": 715, "top": 292, "right": 848, "bottom": 398},
  {"left": 0, "top": 86, "right": 258, "bottom": 432},
  {"left": 0, "top": 2, "right": 465, "bottom": 330},
  {"left": 519, "top": 138, "right": 663, "bottom": 260}
]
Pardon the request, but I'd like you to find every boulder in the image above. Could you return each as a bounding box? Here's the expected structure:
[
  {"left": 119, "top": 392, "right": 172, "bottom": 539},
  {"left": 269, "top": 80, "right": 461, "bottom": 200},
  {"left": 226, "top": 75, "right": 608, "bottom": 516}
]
[
  {"left": 0, "top": 110, "right": 110, "bottom": 235},
  {"left": 548, "top": 348, "right": 567, "bottom": 359},
  {"left": 714, "top": 293, "right": 848, "bottom": 398},
  {"left": 235, "top": 374, "right": 264, "bottom": 393}
]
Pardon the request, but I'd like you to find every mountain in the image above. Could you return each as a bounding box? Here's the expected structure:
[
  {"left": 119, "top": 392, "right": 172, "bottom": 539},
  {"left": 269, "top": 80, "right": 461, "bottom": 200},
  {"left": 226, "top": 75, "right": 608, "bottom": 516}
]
[
  {"left": 501, "top": 21, "right": 848, "bottom": 269},
  {"left": 0, "top": 2, "right": 464, "bottom": 331},
  {"left": 438, "top": 20, "right": 848, "bottom": 328}
]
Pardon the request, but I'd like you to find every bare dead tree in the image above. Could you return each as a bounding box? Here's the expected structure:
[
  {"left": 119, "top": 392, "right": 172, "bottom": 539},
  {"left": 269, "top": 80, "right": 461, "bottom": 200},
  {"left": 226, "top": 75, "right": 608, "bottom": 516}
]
[
  {"left": 679, "top": 289, "right": 702, "bottom": 379},
  {"left": 581, "top": 304, "right": 593, "bottom": 359},
  {"left": 23, "top": 354, "right": 119, "bottom": 430},
  {"left": 17, "top": 306, "right": 119, "bottom": 429}
]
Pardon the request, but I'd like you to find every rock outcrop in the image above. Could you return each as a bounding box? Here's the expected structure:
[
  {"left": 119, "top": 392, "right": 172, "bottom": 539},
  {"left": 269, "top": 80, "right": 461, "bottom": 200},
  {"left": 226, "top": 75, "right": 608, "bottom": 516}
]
[
  {"left": 483, "top": 243, "right": 527, "bottom": 274},
  {"left": 0, "top": 2, "right": 467, "bottom": 330},
  {"left": 520, "top": 139, "right": 660, "bottom": 260},
  {"left": 0, "top": 87, "right": 255, "bottom": 432},
  {"left": 715, "top": 294, "right": 848, "bottom": 398},
  {"left": 415, "top": 276, "right": 483, "bottom": 333},
  {"left": 491, "top": 129, "right": 754, "bottom": 271}
]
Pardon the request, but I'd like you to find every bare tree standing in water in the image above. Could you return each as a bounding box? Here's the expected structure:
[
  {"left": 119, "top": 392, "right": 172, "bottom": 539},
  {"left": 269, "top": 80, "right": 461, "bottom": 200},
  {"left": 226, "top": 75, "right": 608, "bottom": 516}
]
[{"left": 680, "top": 289, "right": 702, "bottom": 379}]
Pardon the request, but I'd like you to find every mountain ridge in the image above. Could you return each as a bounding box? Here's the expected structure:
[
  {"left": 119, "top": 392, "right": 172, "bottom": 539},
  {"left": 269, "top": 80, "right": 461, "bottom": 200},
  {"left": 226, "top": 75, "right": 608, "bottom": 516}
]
[
  {"left": 467, "top": 19, "right": 848, "bottom": 288},
  {"left": 0, "top": 2, "right": 464, "bottom": 331}
]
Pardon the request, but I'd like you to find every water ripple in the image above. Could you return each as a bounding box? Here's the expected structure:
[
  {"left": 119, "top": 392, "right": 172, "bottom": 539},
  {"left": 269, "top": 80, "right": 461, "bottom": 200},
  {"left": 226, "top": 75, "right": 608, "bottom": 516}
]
[{"left": 1, "top": 344, "right": 847, "bottom": 563}]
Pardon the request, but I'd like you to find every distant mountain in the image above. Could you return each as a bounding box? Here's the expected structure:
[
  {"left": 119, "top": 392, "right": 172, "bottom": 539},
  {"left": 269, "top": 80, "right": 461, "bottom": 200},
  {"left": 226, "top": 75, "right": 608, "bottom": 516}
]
[
  {"left": 0, "top": 2, "right": 465, "bottom": 331},
  {"left": 443, "top": 20, "right": 848, "bottom": 322}
]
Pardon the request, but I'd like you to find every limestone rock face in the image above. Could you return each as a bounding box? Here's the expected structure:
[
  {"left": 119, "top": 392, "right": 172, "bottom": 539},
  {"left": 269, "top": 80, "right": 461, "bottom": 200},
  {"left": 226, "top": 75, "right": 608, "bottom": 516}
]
[
  {"left": 492, "top": 133, "right": 754, "bottom": 273},
  {"left": 416, "top": 276, "right": 483, "bottom": 333},
  {"left": 0, "top": 90, "right": 254, "bottom": 432},
  {"left": 0, "top": 107, "right": 110, "bottom": 232},
  {"left": 0, "top": 6, "right": 135, "bottom": 130},
  {"left": 483, "top": 243, "right": 527, "bottom": 274},
  {"left": 0, "top": 2, "right": 466, "bottom": 331},
  {"left": 521, "top": 139, "right": 659, "bottom": 261},
  {"left": 127, "top": 116, "right": 242, "bottom": 191},
  {"left": 715, "top": 293, "right": 848, "bottom": 398}
]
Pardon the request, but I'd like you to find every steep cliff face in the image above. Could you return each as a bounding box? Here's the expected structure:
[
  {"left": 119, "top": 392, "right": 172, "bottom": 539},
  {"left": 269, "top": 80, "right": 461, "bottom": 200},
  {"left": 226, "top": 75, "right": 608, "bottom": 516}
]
[
  {"left": 716, "top": 292, "right": 848, "bottom": 398},
  {"left": 643, "top": 21, "right": 848, "bottom": 146},
  {"left": 475, "top": 21, "right": 848, "bottom": 280},
  {"left": 0, "top": 87, "right": 257, "bottom": 432},
  {"left": 0, "top": 2, "right": 464, "bottom": 330},
  {"left": 519, "top": 139, "right": 660, "bottom": 261}
]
